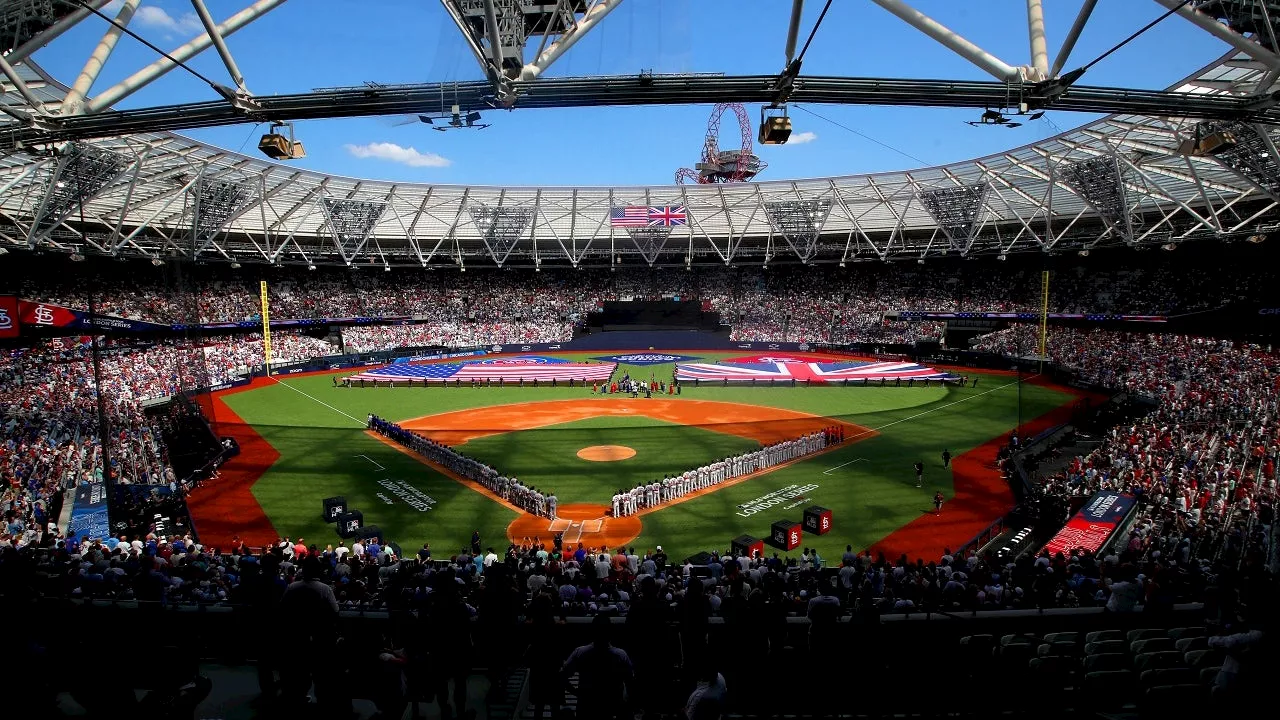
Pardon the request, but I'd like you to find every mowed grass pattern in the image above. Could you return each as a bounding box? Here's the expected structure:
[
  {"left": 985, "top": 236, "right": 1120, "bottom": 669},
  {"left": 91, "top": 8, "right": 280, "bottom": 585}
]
[
  {"left": 220, "top": 354, "right": 1074, "bottom": 559},
  {"left": 455, "top": 415, "right": 761, "bottom": 505}
]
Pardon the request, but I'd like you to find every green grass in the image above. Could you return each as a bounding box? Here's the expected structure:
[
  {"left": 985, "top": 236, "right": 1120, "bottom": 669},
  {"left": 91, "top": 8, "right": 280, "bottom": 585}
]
[
  {"left": 219, "top": 354, "right": 1075, "bottom": 560},
  {"left": 455, "top": 415, "right": 760, "bottom": 505}
]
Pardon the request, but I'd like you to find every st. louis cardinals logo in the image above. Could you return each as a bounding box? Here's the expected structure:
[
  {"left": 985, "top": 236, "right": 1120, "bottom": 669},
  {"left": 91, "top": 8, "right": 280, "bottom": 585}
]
[
  {"left": 0, "top": 308, "right": 11, "bottom": 330},
  {"left": 32, "top": 304, "right": 55, "bottom": 325}
]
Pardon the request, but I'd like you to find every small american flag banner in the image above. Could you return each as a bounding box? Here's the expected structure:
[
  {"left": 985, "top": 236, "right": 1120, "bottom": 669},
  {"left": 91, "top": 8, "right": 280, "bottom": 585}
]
[{"left": 610, "top": 205, "right": 688, "bottom": 228}]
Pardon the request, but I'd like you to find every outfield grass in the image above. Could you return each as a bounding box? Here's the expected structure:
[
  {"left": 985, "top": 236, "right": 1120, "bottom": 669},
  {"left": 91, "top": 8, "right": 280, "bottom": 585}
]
[
  {"left": 455, "top": 415, "right": 760, "bottom": 505},
  {"left": 219, "top": 352, "right": 1074, "bottom": 560}
]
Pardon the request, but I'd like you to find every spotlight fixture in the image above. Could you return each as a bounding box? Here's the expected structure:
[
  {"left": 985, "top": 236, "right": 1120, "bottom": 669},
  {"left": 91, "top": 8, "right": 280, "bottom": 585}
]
[
  {"left": 917, "top": 258, "right": 925, "bottom": 264},
  {"left": 258, "top": 122, "right": 305, "bottom": 160},
  {"left": 759, "top": 105, "right": 793, "bottom": 145},
  {"left": 0, "top": 247, "right": 8, "bottom": 256},
  {"left": 997, "top": 254, "right": 1007, "bottom": 261},
  {"left": 229, "top": 261, "right": 241, "bottom": 269},
  {"left": 70, "top": 252, "right": 85, "bottom": 262},
  {"left": 152, "top": 257, "right": 164, "bottom": 266},
  {"left": 384, "top": 265, "right": 391, "bottom": 272},
  {"left": 967, "top": 109, "right": 1021, "bottom": 128},
  {"left": 1247, "top": 234, "right": 1267, "bottom": 244},
  {"left": 838, "top": 261, "right": 845, "bottom": 268},
  {"left": 307, "top": 264, "right": 317, "bottom": 270}
]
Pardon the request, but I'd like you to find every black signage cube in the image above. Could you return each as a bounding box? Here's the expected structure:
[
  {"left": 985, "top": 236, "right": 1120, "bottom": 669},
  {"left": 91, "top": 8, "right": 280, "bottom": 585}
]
[
  {"left": 770, "top": 520, "right": 802, "bottom": 551},
  {"left": 731, "top": 534, "right": 765, "bottom": 559},
  {"left": 335, "top": 510, "right": 364, "bottom": 538},
  {"left": 322, "top": 496, "right": 347, "bottom": 523},
  {"left": 803, "top": 506, "right": 833, "bottom": 535}
]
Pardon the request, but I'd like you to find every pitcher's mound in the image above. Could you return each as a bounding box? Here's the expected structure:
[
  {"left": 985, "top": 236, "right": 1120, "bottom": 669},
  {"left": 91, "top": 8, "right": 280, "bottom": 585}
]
[{"left": 577, "top": 445, "right": 636, "bottom": 462}]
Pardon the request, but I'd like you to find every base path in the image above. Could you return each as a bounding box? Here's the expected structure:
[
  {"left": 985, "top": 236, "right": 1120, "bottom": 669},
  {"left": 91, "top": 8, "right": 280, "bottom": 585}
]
[{"left": 401, "top": 398, "right": 868, "bottom": 446}]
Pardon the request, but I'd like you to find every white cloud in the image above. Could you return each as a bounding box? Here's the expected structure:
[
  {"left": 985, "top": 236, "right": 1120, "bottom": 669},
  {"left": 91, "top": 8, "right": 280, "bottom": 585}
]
[
  {"left": 344, "top": 142, "right": 452, "bottom": 168},
  {"left": 135, "top": 5, "right": 203, "bottom": 35},
  {"left": 786, "top": 131, "right": 818, "bottom": 145}
]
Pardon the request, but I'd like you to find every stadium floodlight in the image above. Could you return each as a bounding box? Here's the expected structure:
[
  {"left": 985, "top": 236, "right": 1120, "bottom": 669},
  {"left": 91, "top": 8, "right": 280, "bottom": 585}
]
[
  {"left": 70, "top": 252, "right": 85, "bottom": 262},
  {"left": 307, "top": 264, "right": 316, "bottom": 270},
  {"left": 384, "top": 264, "right": 391, "bottom": 272},
  {"left": 919, "top": 183, "right": 990, "bottom": 254},
  {"left": 1247, "top": 234, "right": 1267, "bottom": 243},
  {"left": 230, "top": 261, "right": 241, "bottom": 269},
  {"left": 151, "top": 257, "right": 164, "bottom": 266},
  {"left": 764, "top": 200, "right": 831, "bottom": 262},
  {"left": 997, "top": 253, "right": 1007, "bottom": 261},
  {"left": 1060, "top": 157, "right": 1133, "bottom": 243},
  {"left": 469, "top": 205, "right": 534, "bottom": 265},
  {"left": 0, "top": 247, "right": 8, "bottom": 255}
]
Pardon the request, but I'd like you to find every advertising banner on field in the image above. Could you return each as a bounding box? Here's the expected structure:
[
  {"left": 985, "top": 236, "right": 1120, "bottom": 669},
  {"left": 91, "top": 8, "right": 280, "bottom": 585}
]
[
  {"left": 591, "top": 353, "right": 700, "bottom": 365},
  {"left": 1042, "top": 491, "right": 1136, "bottom": 556}
]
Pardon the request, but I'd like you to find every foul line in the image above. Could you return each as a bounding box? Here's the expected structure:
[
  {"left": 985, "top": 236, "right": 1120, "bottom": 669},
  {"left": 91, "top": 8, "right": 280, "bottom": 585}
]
[
  {"left": 823, "top": 457, "right": 867, "bottom": 475},
  {"left": 863, "top": 377, "right": 1031, "bottom": 439},
  {"left": 271, "top": 377, "right": 366, "bottom": 427},
  {"left": 355, "top": 454, "right": 385, "bottom": 471},
  {"left": 820, "top": 377, "right": 1029, "bottom": 474}
]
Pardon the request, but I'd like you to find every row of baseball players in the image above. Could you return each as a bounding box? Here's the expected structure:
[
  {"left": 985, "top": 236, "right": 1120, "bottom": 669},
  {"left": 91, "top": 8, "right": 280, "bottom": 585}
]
[{"left": 611, "top": 430, "right": 828, "bottom": 517}]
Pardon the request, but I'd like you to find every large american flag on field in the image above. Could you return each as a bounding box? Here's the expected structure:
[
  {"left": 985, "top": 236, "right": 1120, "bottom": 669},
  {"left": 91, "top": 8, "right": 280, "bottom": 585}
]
[
  {"left": 675, "top": 360, "right": 958, "bottom": 384},
  {"left": 347, "top": 360, "right": 616, "bottom": 383},
  {"left": 610, "top": 205, "right": 688, "bottom": 227}
]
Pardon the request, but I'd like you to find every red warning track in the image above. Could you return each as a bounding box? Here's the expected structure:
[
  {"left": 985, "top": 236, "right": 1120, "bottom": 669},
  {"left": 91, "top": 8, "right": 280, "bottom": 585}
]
[
  {"left": 868, "top": 381, "right": 1106, "bottom": 561},
  {"left": 185, "top": 377, "right": 281, "bottom": 549}
]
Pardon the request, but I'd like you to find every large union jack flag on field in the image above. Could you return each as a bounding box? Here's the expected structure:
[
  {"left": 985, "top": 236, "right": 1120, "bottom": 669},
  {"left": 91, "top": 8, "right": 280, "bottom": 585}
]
[
  {"left": 610, "top": 205, "right": 687, "bottom": 227},
  {"left": 347, "top": 360, "right": 616, "bottom": 383},
  {"left": 675, "top": 360, "right": 957, "bottom": 384}
]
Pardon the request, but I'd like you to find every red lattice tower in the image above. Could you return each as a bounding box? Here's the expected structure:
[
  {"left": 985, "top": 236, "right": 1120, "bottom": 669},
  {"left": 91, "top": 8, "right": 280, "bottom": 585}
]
[{"left": 675, "top": 102, "right": 767, "bottom": 184}]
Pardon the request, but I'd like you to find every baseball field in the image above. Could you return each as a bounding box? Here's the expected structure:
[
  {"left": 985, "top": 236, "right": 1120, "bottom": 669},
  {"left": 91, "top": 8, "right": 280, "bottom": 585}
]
[{"left": 186, "top": 350, "right": 1081, "bottom": 561}]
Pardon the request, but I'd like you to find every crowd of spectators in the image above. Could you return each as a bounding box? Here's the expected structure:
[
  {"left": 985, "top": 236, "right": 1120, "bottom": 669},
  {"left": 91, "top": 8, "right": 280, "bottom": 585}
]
[
  {"left": 341, "top": 321, "right": 570, "bottom": 353},
  {"left": 973, "top": 326, "right": 1277, "bottom": 604},
  {"left": 1, "top": 332, "right": 336, "bottom": 554},
  {"left": 12, "top": 248, "right": 1279, "bottom": 353},
  {"left": 369, "top": 415, "right": 558, "bottom": 518}
]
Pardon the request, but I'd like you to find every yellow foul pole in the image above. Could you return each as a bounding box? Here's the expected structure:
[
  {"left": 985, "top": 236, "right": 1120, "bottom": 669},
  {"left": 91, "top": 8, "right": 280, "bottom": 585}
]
[{"left": 260, "top": 280, "right": 273, "bottom": 376}]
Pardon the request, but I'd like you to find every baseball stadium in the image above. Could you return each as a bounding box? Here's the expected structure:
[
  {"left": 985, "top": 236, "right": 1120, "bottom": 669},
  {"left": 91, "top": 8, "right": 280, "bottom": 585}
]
[{"left": 2, "top": 2, "right": 1280, "bottom": 719}]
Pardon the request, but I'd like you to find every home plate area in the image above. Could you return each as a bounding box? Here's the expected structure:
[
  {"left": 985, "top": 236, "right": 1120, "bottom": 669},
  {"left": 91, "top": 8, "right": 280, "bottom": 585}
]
[
  {"left": 508, "top": 503, "right": 641, "bottom": 547},
  {"left": 548, "top": 517, "right": 603, "bottom": 540}
]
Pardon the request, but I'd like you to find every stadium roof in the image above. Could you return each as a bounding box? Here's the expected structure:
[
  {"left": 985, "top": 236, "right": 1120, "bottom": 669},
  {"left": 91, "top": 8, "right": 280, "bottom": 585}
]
[{"left": 2, "top": 3, "right": 1280, "bottom": 268}]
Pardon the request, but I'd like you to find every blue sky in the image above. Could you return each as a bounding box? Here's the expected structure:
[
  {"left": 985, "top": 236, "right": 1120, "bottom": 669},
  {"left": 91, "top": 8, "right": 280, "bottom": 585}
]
[{"left": 33, "top": 0, "right": 1230, "bottom": 185}]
